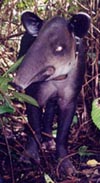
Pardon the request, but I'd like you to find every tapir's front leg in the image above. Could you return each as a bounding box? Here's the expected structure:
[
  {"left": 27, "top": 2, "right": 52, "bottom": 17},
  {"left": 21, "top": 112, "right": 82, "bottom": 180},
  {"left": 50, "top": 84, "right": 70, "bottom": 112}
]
[
  {"left": 24, "top": 101, "right": 42, "bottom": 163},
  {"left": 56, "top": 99, "right": 77, "bottom": 176},
  {"left": 42, "top": 98, "right": 57, "bottom": 150}
]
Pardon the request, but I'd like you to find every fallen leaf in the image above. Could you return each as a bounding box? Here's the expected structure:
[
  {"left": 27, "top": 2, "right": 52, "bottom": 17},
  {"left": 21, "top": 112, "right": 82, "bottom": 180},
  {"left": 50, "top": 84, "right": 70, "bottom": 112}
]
[{"left": 87, "top": 159, "right": 100, "bottom": 167}]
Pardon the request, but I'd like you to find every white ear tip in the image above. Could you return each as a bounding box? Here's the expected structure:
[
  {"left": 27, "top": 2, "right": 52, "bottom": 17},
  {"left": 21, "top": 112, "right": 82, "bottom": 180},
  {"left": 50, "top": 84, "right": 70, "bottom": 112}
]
[{"left": 78, "top": 12, "right": 91, "bottom": 19}]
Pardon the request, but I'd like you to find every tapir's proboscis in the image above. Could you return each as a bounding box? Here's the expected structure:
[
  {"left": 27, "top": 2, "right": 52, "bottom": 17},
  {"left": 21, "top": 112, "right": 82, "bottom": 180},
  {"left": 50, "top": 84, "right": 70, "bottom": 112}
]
[{"left": 13, "top": 11, "right": 90, "bottom": 177}]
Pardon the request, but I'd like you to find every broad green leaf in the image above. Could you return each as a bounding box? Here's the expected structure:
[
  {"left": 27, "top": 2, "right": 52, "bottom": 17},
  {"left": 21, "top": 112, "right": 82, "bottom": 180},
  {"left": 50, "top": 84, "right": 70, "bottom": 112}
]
[
  {"left": 91, "top": 98, "right": 100, "bottom": 129},
  {"left": 0, "top": 94, "right": 4, "bottom": 101},
  {"left": 0, "top": 76, "right": 12, "bottom": 91},
  {"left": 13, "top": 91, "right": 39, "bottom": 107},
  {"left": 0, "top": 104, "right": 15, "bottom": 114}
]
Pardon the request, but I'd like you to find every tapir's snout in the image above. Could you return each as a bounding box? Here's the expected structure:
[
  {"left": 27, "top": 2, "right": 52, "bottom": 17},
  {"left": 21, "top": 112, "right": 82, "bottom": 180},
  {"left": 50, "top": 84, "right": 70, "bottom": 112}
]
[{"left": 13, "top": 65, "right": 55, "bottom": 90}]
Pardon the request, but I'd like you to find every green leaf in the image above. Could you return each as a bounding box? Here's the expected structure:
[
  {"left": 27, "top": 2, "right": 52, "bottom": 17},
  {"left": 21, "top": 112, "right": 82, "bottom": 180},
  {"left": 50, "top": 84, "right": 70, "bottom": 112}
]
[
  {"left": 91, "top": 98, "right": 100, "bottom": 129},
  {"left": 3, "top": 56, "right": 24, "bottom": 76},
  {"left": 0, "top": 104, "right": 15, "bottom": 114},
  {"left": 78, "top": 146, "right": 88, "bottom": 156},
  {"left": 0, "top": 94, "right": 3, "bottom": 101},
  {"left": 72, "top": 115, "right": 78, "bottom": 126},
  {"left": 0, "top": 76, "right": 12, "bottom": 91},
  {"left": 13, "top": 92, "right": 39, "bottom": 107},
  {"left": 78, "top": 146, "right": 93, "bottom": 157},
  {"left": 52, "top": 129, "right": 57, "bottom": 138}
]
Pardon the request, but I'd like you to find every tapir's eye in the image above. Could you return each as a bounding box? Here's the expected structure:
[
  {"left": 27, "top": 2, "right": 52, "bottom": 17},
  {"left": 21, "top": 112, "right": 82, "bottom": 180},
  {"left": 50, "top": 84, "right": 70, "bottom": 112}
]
[
  {"left": 54, "top": 44, "right": 67, "bottom": 56},
  {"left": 55, "top": 46, "right": 63, "bottom": 52},
  {"left": 49, "top": 36, "right": 67, "bottom": 56}
]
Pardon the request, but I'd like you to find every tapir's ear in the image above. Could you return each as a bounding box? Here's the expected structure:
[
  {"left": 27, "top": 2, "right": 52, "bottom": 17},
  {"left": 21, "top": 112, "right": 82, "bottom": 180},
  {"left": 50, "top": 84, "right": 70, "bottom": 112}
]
[
  {"left": 69, "top": 12, "right": 90, "bottom": 38},
  {"left": 21, "top": 11, "right": 43, "bottom": 36}
]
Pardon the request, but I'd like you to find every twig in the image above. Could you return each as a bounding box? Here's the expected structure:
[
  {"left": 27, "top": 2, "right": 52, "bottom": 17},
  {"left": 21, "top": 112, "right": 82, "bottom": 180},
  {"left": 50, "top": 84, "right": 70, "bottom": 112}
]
[{"left": 0, "top": 118, "right": 15, "bottom": 183}]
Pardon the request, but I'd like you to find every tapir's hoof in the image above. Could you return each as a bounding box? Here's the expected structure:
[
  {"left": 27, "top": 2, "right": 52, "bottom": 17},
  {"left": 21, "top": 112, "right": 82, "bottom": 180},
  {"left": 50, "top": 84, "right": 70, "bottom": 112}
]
[{"left": 56, "top": 158, "right": 76, "bottom": 178}]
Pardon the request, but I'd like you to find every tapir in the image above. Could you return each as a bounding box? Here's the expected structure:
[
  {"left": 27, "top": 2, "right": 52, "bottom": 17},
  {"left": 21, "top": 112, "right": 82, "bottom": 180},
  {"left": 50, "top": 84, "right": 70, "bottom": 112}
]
[{"left": 13, "top": 11, "right": 90, "bottom": 176}]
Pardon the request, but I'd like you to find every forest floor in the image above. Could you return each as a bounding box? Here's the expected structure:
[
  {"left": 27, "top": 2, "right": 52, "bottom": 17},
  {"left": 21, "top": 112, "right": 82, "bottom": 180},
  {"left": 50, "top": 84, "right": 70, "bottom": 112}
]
[{"left": 0, "top": 116, "right": 100, "bottom": 183}]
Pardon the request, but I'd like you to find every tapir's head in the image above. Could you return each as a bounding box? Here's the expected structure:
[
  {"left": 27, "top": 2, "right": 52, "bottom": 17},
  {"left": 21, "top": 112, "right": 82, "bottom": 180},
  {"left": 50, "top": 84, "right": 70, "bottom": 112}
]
[{"left": 13, "top": 11, "right": 90, "bottom": 90}]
